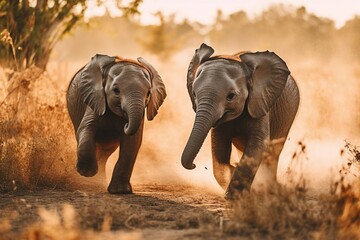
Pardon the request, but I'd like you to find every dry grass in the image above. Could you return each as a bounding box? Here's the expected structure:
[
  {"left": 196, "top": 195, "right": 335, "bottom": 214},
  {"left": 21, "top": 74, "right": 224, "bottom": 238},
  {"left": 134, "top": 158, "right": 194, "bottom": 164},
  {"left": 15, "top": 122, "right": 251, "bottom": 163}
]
[
  {"left": 2, "top": 203, "right": 142, "bottom": 240},
  {"left": 0, "top": 66, "right": 77, "bottom": 192},
  {"left": 223, "top": 141, "right": 360, "bottom": 240}
]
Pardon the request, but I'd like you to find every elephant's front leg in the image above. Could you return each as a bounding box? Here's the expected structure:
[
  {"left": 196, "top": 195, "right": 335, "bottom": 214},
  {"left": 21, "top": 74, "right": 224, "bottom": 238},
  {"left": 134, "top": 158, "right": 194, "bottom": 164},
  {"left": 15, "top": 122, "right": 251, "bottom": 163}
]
[
  {"left": 107, "top": 120, "right": 144, "bottom": 194},
  {"left": 76, "top": 109, "right": 98, "bottom": 177},
  {"left": 211, "top": 127, "right": 234, "bottom": 190},
  {"left": 225, "top": 118, "right": 270, "bottom": 199}
]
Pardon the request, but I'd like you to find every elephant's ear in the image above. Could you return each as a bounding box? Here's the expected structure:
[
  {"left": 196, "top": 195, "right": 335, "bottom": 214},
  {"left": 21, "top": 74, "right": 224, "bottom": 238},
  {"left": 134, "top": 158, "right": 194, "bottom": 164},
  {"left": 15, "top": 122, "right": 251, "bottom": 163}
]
[
  {"left": 187, "top": 43, "right": 214, "bottom": 111},
  {"left": 240, "top": 51, "right": 290, "bottom": 118},
  {"left": 137, "top": 57, "right": 167, "bottom": 121},
  {"left": 79, "top": 54, "right": 116, "bottom": 115}
]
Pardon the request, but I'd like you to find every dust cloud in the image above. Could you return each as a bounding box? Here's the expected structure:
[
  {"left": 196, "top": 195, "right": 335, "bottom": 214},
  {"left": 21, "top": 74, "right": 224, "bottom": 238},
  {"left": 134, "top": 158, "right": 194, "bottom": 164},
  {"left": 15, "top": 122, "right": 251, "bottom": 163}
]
[{"left": 276, "top": 59, "right": 360, "bottom": 190}]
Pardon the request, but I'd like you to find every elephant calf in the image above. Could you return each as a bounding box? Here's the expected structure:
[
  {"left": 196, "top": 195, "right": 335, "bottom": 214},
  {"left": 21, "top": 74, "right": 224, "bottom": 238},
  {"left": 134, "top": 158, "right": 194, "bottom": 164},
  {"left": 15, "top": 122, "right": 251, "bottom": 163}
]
[
  {"left": 66, "top": 54, "right": 166, "bottom": 194},
  {"left": 182, "top": 43, "right": 299, "bottom": 199}
]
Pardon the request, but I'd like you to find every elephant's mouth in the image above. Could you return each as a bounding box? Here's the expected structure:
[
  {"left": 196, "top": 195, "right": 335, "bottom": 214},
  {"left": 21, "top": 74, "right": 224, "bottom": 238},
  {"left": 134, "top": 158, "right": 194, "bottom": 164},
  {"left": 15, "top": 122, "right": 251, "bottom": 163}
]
[
  {"left": 112, "top": 105, "right": 127, "bottom": 119},
  {"left": 213, "top": 118, "right": 222, "bottom": 128},
  {"left": 213, "top": 111, "right": 230, "bottom": 128},
  {"left": 121, "top": 110, "right": 129, "bottom": 121}
]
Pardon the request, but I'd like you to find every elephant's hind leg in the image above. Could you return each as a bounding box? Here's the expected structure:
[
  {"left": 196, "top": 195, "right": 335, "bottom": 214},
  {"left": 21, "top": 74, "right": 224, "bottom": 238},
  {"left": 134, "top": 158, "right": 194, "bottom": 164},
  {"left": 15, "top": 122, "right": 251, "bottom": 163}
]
[
  {"left": 211, "top": 128, "right": 234, "bottom": 190},
  {"left": 96, "top": 141, "right": 119, "bottom": 182},
  {"left": 255, "top": 138, "right": 286, "bottom": 187}
]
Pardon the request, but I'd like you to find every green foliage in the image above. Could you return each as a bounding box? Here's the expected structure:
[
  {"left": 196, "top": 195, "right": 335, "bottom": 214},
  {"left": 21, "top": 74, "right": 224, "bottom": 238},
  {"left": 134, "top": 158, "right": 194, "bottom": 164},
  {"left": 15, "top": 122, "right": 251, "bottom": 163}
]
[
  {"left": 0, "top": 0, "right": 85, "bottom": 71},
  {"left": 0, "top": 0, "right": 142, "bottom": 72}
]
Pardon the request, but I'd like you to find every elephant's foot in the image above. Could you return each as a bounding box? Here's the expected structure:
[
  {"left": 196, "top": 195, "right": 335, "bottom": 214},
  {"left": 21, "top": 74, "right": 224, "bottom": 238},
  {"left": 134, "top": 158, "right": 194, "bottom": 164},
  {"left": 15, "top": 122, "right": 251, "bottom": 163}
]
[
  {"left": 225, "top": 164, "right": 254, "bottom": 199},
  {"left": 224, "top": 185, "right": 249, "bottom": 200},
  {"left": 107, "top": 181, "right": 133, "bottom": 194},
  {"left": 225, "top": 186, "right": 241, "bottom": 200},
  {"left": 76, "top": 157, "right": 98, "bottom": 177},
  {"left": 224, "top": 179, "right": 251, "bottom": 200}
]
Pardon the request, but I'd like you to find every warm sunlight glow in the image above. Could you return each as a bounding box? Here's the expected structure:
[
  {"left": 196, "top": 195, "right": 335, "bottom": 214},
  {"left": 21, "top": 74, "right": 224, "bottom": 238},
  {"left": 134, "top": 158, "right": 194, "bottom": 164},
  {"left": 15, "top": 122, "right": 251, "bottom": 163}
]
[
  {"left": 143, "top": 0, "right": 360, "bottom": 27},
  {"left": 84, "top": 0, "right": 360, "bottom": 27}
]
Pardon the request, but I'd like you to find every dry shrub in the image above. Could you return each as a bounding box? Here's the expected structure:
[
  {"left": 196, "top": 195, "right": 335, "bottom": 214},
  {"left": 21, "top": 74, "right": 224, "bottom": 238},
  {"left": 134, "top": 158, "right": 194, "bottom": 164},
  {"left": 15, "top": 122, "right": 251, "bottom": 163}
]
[
  {"left": 0, "top": 66, "right": 77, "bottom": 192},
  {"left": 225, "top": 186, "right": 320, "bottom": 238},
  {"left": 326, "top": 141, "right": 360, "bottom": 240},
  {"left": 224, "top": 141, "right": 360, "bottom": 240}
]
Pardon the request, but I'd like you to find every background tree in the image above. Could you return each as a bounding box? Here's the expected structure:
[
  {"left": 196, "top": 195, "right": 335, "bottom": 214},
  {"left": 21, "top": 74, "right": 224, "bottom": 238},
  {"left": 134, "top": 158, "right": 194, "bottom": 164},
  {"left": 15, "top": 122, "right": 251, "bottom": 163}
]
[
  {"left": 139, "top": 12, "right": 202, "bottom": 60},
  {"left": 208, "top": 5, "right": 337, "bottom": 63},
  {"left": 0, "top": 0, "right": 142, "bottom": 72},
  {"left": 338, "top": 16, "right": 360, "bottom": 65}
]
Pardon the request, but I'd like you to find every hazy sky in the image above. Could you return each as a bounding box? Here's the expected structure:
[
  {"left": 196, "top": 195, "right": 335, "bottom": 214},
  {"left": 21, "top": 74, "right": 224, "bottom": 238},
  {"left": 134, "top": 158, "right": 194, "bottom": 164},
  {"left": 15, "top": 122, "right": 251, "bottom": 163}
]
[{"left": 87, "top": 0, "right": 360, "bottom": 28}]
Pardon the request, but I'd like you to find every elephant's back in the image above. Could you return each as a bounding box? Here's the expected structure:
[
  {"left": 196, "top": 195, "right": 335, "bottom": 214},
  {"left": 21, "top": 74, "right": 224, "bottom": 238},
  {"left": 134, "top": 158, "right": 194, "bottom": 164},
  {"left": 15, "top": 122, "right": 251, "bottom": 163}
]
[
  {"left": 269, "top": 75, "right": 300, "bottom": 139},
  {"left": 66, "top": 68, "right": 87, "bottom": 131}
]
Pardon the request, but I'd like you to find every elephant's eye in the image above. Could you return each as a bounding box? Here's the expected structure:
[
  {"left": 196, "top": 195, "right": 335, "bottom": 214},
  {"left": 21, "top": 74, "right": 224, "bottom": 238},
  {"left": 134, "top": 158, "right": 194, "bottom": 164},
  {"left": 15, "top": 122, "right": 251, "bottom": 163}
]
[
  {"left": 112, "top": 87, "right": 120, "bottom": 95},
  {"left": 226, "top": 92, "right": 236, "bottom": 101},
  {"left": 147, "top": 90, "right": 151, "bottom": 98}
]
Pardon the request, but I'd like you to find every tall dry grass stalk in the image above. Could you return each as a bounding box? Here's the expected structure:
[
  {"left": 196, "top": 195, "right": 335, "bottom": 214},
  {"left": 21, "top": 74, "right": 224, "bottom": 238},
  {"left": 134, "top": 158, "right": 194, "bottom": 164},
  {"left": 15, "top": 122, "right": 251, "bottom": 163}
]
[{"left": 0, "top": 29, "right": 19, "bottom": 71}]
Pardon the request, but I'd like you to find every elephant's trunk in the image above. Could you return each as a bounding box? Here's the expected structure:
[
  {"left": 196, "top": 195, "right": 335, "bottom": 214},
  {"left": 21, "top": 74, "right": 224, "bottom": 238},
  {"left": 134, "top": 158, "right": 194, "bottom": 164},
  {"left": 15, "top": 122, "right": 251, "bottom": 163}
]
[
  {"left": 123, "top": 93, "right": 145, "bottom": 136},
  {"left": 181, "top": 102, "right": 218, "bottom": 170}
]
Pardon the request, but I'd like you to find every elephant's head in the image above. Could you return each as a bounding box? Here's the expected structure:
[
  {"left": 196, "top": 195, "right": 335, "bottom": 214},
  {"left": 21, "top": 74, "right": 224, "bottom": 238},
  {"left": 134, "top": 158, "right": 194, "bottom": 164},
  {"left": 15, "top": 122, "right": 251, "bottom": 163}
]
[
  {"left": 181, "top": 43, "right": 290, "bottom": 169},
  {"left": 78, "top": 54, "right": 166, "bottom": 135}
]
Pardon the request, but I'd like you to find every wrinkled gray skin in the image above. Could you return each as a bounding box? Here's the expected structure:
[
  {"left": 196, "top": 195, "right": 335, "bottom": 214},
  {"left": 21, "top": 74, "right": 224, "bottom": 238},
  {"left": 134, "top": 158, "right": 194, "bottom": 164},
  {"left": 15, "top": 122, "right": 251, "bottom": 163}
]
[
  {"left": 66, "top": 54, "right": 166, "bottom": 194},
  {"left": 182, "top": 43, "right": 299, "bottom": 199}
]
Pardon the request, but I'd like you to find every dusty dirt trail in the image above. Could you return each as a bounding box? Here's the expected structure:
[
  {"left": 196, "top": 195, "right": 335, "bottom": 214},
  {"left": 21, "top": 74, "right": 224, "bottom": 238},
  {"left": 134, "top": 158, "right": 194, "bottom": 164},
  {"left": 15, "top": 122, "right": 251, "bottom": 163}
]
[{"left": 0, "top": 183, "right": 232, "bottom": 239}]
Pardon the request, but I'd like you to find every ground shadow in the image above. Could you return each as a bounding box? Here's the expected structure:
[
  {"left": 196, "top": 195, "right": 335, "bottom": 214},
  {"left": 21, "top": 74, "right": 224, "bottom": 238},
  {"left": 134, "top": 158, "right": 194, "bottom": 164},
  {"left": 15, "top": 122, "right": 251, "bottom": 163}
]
[{"left": 0, "top": 183, "right": 228, "bottom": 239}]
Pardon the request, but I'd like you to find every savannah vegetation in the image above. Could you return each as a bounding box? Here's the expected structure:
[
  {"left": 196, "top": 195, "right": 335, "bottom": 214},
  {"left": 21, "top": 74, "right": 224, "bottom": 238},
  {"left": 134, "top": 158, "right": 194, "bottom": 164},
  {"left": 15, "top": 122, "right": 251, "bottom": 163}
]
[
  {"left": 0, "top": 1, "right": 359, "bottom": 239},
  {"left": 0, "top": 0, "right": 142, "bottom": 71}
]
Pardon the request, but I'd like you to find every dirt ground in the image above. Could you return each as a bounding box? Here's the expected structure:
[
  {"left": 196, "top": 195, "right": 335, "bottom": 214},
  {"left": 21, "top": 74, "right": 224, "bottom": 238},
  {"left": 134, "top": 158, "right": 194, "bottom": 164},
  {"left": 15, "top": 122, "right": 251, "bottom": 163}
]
[{"left": 0, "top": 183, "right": 234, "bottom": 240}]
